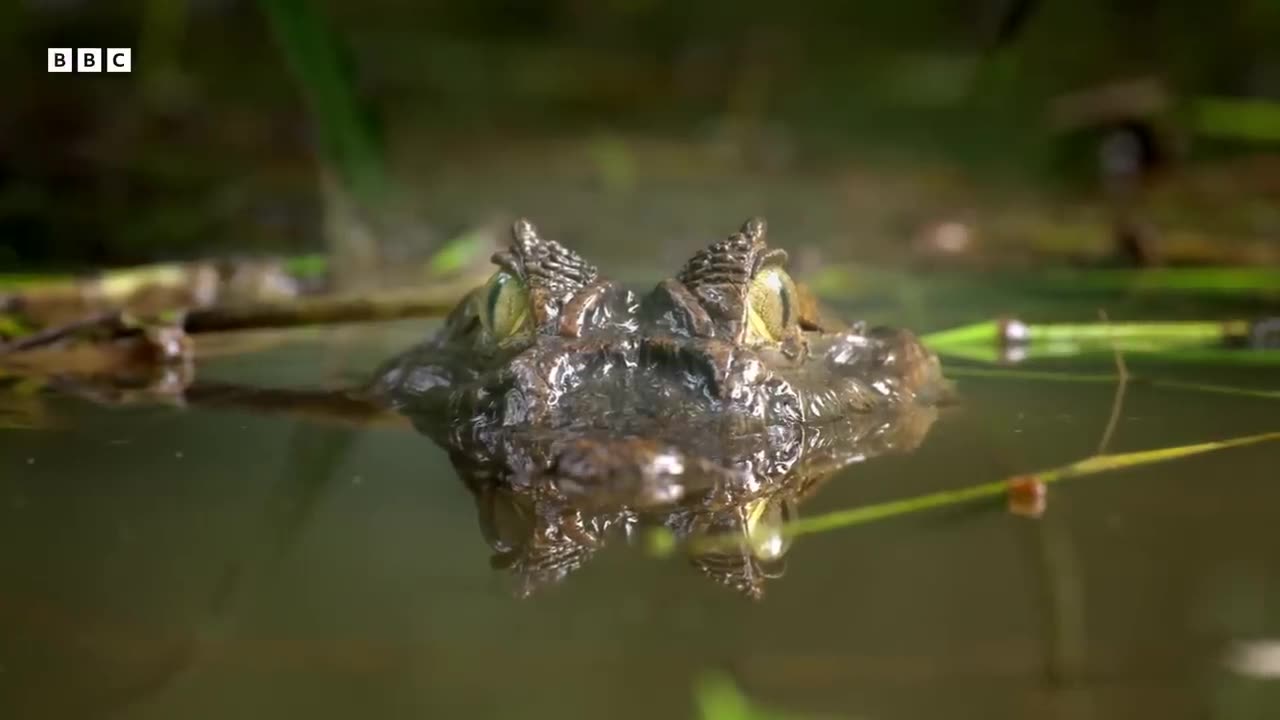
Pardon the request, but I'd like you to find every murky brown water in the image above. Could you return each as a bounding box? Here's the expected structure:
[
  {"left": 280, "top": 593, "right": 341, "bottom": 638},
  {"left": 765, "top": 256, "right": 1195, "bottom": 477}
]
[{"left": 2, "top": 297, "right": 1278, "bottom": 719}]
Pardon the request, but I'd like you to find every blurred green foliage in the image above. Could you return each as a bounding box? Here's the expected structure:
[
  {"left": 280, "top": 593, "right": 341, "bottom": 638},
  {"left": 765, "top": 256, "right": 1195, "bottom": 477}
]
[
  {"left": 259, "top": 0, "right": 387, "bottom": 205},
  {"left": 695, "top": 672, "right": 821, "bottom": 720}
]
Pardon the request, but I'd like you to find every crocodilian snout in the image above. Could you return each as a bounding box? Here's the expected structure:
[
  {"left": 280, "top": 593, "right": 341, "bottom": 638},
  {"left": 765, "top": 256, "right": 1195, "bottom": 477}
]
[
  {"left": 538, "top": 435, "right": 747, "bottom": 510},
  {"left": 803, "top": 327, "right": 950, "bottom": 412}
]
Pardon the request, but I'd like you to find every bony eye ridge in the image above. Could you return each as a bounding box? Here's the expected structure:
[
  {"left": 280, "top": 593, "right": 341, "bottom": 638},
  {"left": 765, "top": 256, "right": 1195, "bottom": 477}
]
[
  {"left": 478, "top": 271, "right": 531, "bottom": 340},
  {"left": 746, "top": 266, "right": 798, "bottom": 343}
]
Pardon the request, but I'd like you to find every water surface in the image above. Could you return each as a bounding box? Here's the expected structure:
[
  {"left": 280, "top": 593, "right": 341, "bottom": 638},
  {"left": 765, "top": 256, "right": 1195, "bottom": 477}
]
[{"left": 2, "top": 304, "right": 1278, "bottom": 720}]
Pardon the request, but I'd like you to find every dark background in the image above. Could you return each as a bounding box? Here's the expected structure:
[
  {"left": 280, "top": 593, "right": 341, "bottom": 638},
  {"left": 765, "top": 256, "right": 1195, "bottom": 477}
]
[{"left": 3, "top": 0, "right": 1279, "bottom": 269}]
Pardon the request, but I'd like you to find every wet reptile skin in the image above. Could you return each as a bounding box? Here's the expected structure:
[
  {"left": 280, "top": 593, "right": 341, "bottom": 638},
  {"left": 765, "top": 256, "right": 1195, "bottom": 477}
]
[{"left": 370, "top": 217, "right": 946, "bottom": 597}]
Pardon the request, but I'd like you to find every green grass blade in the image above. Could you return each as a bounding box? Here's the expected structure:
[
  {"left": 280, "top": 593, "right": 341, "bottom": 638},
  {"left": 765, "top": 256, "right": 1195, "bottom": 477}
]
[
  {"left": 919, "top": 320, "right": 1004, "bottom": 347},
  {"left": 924, "top": 319, "right": 1250, "bottom": 348},
  {"left": 692, "top": 431, "right": 1280, "bottom": 551},
  {"left": 935, "top": 344, "right": 1280, "bottom": 366},
  {"left": 258, "top": 0, "right": 387, "bottom": 205},
  {"left": 776, "top": 479, "right": 1012, "bottom": 539},
  {"left": 1039, "top": 432, "right": 1280, "bottom": 482}
]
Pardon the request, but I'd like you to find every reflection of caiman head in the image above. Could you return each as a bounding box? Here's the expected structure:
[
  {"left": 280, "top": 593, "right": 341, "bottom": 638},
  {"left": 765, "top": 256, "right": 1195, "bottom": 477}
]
[{"left": 371, "top": 218, "right": 946, "bottom": 597}]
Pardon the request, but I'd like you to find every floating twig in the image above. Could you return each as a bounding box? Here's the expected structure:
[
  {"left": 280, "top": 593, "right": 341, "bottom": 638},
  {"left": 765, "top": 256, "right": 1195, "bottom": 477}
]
[
  {"left": 182, "top": 285, "right": 469, "bottom": 333},
  {"left": 0, "top": 282, "right": 474, "bottom": 378}
]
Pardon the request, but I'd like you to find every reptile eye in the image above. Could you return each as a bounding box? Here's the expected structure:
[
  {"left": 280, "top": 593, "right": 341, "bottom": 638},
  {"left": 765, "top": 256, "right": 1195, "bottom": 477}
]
[
  {"left": 746, "top": 266, "right": 798, "bottom": 343},
  {"left": 478, "top": 271, "right": 531, "bottom": 340},
  {"left": 745, "top": 497, "right": 794, "bottom": 562}
]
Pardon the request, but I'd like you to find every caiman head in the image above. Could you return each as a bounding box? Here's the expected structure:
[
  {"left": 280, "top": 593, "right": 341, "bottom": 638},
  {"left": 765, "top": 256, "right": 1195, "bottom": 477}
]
[{"left": 371, "top": 217, "right": 945, "bottom": 597}]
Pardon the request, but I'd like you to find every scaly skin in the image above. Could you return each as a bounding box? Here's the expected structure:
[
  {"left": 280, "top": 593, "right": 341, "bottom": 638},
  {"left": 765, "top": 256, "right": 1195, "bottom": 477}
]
[{"left": 372, "top": 217, "right": 946, "bottom": 597}]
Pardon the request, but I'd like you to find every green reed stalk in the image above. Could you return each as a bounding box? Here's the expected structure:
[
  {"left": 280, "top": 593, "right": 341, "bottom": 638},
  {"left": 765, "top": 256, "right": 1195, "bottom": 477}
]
[
  {"left": 257, "top": 0, "right": 387, "bottom": 206},
  {"left": 923, "top": 319, "right": 1251, "bottom": 349},
  {"left": 684, "top": 430, "right": 1280, "bottom": 554}
]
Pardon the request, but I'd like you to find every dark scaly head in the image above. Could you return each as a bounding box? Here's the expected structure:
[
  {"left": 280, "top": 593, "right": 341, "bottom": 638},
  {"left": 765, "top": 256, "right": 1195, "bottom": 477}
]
[
  {"left": 482, "top": 218, "right": 601, "bottom": 338},
  {"left": 677, "top": 217, "right": 802, "bottom": 344},
  {"left": 638, "top": 217, "right": 944, "bottom": 422},
  {"left": 377, "top": 215, "right": 942, "bottom": 430},
  {"left": 372, "top": 219, "right": 637, "bottom": 423},
  {"left": 396, "top": 219, "right": 639, "bottom": 355},
  {"left": 644, "top": 217, "right": 805, "bottom": 349}
]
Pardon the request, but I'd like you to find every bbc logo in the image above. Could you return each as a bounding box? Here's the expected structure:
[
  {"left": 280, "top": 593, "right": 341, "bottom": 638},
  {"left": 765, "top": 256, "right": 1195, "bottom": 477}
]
[{"left": 48, "top": 48, "right": 132, "bottom": 73}]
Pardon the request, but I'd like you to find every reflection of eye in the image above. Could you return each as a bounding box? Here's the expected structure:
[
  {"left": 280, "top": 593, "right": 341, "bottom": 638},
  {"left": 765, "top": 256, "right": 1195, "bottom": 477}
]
[
  {"left": 477, "top": 271, "right": 531, "bottom": 340},
  {"left": 746, "top": 266, "right": 798, "bottom": 342},
  {"left": 745, "top": 497, "right": 794, "bottom": 562}
]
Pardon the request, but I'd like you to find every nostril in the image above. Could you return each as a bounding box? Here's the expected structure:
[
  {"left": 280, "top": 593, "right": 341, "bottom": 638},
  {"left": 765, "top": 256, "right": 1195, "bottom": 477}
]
[{"left": 824, "top": 332, "right": 875, "bottom": 368}]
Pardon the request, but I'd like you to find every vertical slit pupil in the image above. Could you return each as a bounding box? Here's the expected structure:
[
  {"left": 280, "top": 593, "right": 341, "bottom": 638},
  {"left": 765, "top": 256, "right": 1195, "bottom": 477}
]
[
  {"left": 777, "top": 275, "right": 792, "bottom": 328},
  {"left": 487, "top": 274, "right": 509, "bottom": 329}
]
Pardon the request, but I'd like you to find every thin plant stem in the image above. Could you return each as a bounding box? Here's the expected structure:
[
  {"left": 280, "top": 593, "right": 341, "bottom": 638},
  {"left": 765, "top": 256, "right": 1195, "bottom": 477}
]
[
  {"left": 1095, "top": 309, "right": 1130, "bottom": 455},
  {"left": 691, "top": 430, "right": 1280, "bottom": 552}
]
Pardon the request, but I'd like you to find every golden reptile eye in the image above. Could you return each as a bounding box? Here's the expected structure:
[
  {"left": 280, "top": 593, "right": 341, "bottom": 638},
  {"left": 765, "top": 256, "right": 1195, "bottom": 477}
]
[
  {"left": 477, "top": 271, "right": 531, "bottom": 340},
  {"left": 745, "top": 497, "right": 794, "bottom": 562},
  {"left": 746, "top": 265, "right": 798, "bottom": 342}
]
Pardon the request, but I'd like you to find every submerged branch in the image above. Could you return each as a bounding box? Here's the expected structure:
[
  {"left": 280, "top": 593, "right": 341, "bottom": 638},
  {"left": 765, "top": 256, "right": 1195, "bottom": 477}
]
[
  {"left": 0, "top": 312, "right": 123, "bottom": 354},
  {"left": 0, "top": 282, "right": 471, "bottom": 362},
  {"left": 182, "top": 285, "right": 465, "bottom": 333},
  {"left": 183, "top": 383, "right": 408, "bottom": 430},
  {"left": 49, "top": 376, "right": 408, "bottom": 431}
]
